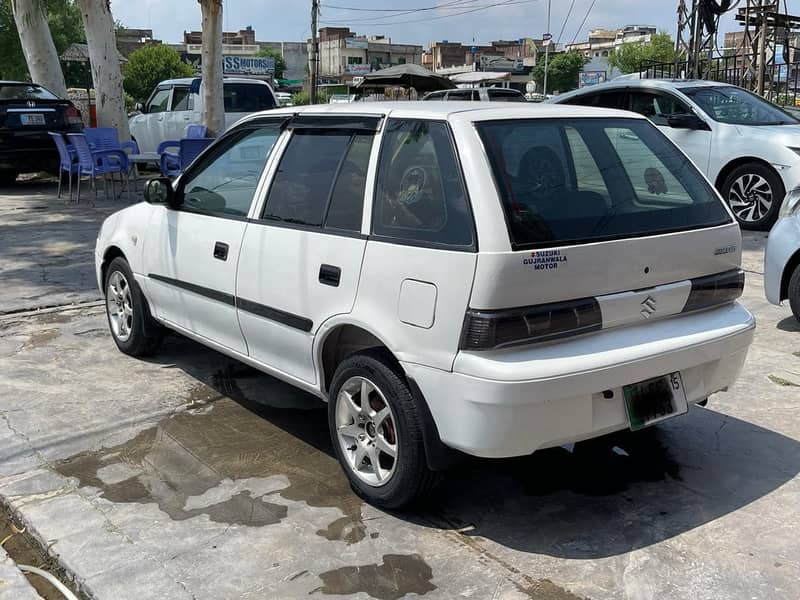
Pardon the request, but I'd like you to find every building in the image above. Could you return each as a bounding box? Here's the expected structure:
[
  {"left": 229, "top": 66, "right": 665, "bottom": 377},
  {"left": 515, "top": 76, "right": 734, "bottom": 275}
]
[
  {"left": 316, "top": 27, "right": 423, "bottom": 84},
  {"left": 116, "top": 28, "right": 160, "bottom": 57},
  {"left": 257, "top": 41, "right": 308, "bottom": 84},
  {"left": 566, "top": 25, "right": 657, "bottom": 59}
]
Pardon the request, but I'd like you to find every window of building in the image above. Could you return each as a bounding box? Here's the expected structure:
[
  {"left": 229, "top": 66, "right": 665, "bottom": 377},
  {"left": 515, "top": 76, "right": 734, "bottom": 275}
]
[
  {"left": 398, "top": 57, "right": 406, "bottom": 64},
  {"left": 348, "top": 56, "right": 363, "bottom": 65}
]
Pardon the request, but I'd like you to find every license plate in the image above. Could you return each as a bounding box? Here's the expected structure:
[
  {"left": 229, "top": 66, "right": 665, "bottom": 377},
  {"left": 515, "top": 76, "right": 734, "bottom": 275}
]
[
  {"left": 623, "top": 372, "right": 688, "bottom": 431},
  {"left": 20, "top": 113, "right": 45, "bottom": 126}
]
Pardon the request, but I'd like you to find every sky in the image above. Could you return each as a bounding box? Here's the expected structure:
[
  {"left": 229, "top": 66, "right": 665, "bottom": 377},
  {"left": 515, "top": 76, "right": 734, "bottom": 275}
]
[{"left": 112, "top": 0, "right": 763, "bottom": 48}]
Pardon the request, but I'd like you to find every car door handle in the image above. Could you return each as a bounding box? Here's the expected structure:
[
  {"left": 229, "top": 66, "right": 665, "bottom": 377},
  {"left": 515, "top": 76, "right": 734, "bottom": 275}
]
[
  {"left": 213, "top": 241, "right": 229, "bottom": 261},
  {"left": 319, "top": 264, "right": 341, "bottom": 287}
]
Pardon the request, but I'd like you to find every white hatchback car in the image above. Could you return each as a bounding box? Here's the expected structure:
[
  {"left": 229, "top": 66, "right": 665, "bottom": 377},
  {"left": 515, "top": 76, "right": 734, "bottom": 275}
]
[
  {"left": 552, "top": 79, "right": 800, "bottom": 230},
  {"left": 765, "top": 187, "right": 800, "bottom": 319},
  {"left": 96, "top": 103, "right": 755, "bottom": 508},
  {"left": 129, "top": 77, "right": 278, "bottom": 154}
]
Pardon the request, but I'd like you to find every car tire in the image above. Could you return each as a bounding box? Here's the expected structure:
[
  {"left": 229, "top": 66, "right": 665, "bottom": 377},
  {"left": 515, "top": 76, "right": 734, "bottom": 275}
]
[
  {"left": 328, "top": 349, "right": 437, "bottom": 509},
  {"left": 789, "top": 264, "right": 800, "bottom": 322},
  {"left": 104, "top": 257, "right": 164, "bottom": 357},
  {"left": 0, "top": 171, "right": 18, "bottom": 186},
  {"left": 720, "top": 162, "right": 784, "bottom": 231}
]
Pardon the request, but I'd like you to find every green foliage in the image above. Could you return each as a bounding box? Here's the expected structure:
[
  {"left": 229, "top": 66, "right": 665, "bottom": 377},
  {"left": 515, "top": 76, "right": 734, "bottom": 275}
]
[
  {"left": 532, "top": 51, "right": 586, "bottom": 94},
  {"left": 0, "top": 0, "right": 85, "bottom": 82},
  {"left": 122, "top": 45, "right": 194, "bottom": 101},
  {"left": 291, "top": 89, "right": 330, "bottom": 106},
  {"left": 256, "top": 46, "right": 286, "bottom": 80},
  {"left": 608, "top": 31, "right": 675, "bottom": 74}
]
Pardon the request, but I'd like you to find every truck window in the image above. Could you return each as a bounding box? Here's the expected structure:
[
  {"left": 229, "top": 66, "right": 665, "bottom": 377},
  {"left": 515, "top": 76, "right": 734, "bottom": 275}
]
[{"left": 223, "top": 83, "right": 276, "bottom": 112}]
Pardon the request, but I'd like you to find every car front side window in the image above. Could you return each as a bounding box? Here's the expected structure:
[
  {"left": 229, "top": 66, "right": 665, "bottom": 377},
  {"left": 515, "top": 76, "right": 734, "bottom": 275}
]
[
  {"left": 628, "top": 91, "right": 690, "bottom": 126},
  {"left": 147, "top": 88, "right": 171, "bottom": 114},
  {"left": 171, "top": 87, "right": 192, "bottom": 112},
  {"left": 179, "top": 123, "right": 282, "bottom": 218}
]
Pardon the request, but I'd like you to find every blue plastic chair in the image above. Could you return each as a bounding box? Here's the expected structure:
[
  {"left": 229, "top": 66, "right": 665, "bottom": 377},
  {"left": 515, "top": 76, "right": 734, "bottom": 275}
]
[
  {"left": 160, "top": 138, "right": 214, "bottom": 177},
  {"left": 157, "top": 124, "right": 209, "bottom": 173},
  {"left": 66, "top": 133, "right": 130, "bottom": 203},
  {"left": 48, "top": 132, "right": 79, "bottom": 202},
  {"left": 84, "top": 127, "right": 139, "bottom": 154}
]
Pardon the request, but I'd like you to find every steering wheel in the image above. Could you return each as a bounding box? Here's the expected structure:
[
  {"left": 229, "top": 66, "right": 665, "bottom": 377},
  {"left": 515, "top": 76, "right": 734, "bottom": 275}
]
[{"left": 398, "top": 166, "right": 427, "bottom": 206}]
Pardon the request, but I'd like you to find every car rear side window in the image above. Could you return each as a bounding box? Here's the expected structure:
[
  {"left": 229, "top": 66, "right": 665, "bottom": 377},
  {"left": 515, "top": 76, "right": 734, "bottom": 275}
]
[
  {"left": 223, "top": 83, "right": 276, "bottom": 112},
  {"left": 373, "top": 119, "right": 474, "bottom": 249},
  {"left": 264, "top": 129, "right": 372, "bottom": 231},
  {"left": 565, "top": 91, "right": 625, "bottom": 109},
  {"left": 171, "top": 86, "right": 192, "bottom": 111},
  {"left": 477, "top": 118, "right": 731, "bottom": 249},
  {"left": 487, "top": 89, "right": 526, "bottom": 102}
]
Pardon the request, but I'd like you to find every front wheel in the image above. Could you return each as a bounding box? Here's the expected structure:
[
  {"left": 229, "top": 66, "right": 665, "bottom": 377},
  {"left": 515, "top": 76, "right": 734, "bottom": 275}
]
[
  {"left": 721, "top": 162, "right": 784, "bottom": 231},
  {"left": 104, "top": 257, "right": 163, "bottom": 356},
  {"left": 328, "top": 350, "right": 436, "bottom": 509},
  {"left": 788, "top": 264, "right": 800, "bottom": 322}
]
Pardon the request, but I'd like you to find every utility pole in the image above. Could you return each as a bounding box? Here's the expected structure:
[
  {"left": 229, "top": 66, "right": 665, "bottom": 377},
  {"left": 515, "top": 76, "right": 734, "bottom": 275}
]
[
  {"left": 310, "top": 0, "right": 319, "bottom": 104},
  {"left": 542, "top": 0, "right": 551, "bottom": 97}
]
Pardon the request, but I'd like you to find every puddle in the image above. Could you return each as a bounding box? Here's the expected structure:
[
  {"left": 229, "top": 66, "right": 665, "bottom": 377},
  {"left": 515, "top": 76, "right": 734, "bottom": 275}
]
[
  {"left": 516, "top": 579, "right": 588, "bottom": 600},
  {"left": 22, "top": 328, "right": 60, "bottom": 349},
  {"left": 54, "top": 395, "right": 363, "bottom": 533},
  {"left": 314, "top": 554, "right": 435, "bottom": 599}
]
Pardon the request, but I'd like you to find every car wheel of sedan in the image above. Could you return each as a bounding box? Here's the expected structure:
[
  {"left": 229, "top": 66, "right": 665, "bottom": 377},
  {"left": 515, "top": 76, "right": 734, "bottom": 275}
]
[
  {"left": 789, "top": 265, "right": 800, "bottom": 322},
  {"left": 328, "top": 349, "right": 436, "bottom": 509},
  {"left": 104, "top": 257, "right": 163, "bottom": 356},
  {"left": 721, "top": 163, "right": 784, "bottom": 231}
]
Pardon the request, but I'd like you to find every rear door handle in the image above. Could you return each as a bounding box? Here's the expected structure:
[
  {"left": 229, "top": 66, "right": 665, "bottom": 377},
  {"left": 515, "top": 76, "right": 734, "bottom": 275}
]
[
  {"left": 319, "top": 264, "right": 341, "bottom": 287},
  {"left": 213, "top": 241, "right": 229, "bottom": 261}
]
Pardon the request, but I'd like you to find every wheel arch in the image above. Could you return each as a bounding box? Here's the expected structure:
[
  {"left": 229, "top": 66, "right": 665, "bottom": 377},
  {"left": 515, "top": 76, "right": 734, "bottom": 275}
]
[
  {"left": 714, "top": 156, "right": 782, "bottom": 192},
  {"left": 100, "top": 245, "right": 127, "bottom": 290},
  {"left": 781, "top": 248, "right": 800, "bottom": 302}
]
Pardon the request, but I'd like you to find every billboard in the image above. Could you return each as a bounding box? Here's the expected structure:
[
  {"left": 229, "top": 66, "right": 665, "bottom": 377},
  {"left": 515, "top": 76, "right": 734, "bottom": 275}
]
[
  {"left": 346, "top": 63, "right": 371, "bottom": 75},
  {"left": 345, "top": 38, "right": 368, "bottom": 49},
  {"left": 579, "top": 70, "right": 607, "bottom": 88},
  {"left": 223, "top": 55, "right": 275, "bottom": 75}
]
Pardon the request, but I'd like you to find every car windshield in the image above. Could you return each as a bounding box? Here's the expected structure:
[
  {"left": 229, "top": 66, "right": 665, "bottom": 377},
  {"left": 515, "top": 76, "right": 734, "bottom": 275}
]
[
  {"left": 0, "top": 84, "right": 59, "bottom": 100},
  {"left": 681, "top": 86, "right": 797, "bottom": 125},
  {"left": 477, "top": 117, "right": 731, "bottom": 249}
]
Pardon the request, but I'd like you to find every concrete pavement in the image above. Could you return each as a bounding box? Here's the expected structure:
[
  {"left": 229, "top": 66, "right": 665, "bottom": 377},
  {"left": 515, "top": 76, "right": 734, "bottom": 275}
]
[{"left": 1, "top": 183, "right": 799, "bottom": 599}]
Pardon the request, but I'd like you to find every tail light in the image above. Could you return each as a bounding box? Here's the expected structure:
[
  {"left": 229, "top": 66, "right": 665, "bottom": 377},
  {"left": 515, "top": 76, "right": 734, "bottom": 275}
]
[
  {"left": 65, "top": 105, "right": 83, "bottom": 126},
  {"left": 682, "top": 269, "right": 745, "bottom": 313},
  {"left": 460, "top": 297, "right": 602, "bottom": 351}
]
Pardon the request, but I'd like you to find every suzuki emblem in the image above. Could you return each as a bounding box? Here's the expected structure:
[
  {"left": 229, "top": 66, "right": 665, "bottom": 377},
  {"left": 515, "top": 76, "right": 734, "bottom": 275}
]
[{"left": 640, "top": 295, "right": 657, "bottom": 319}]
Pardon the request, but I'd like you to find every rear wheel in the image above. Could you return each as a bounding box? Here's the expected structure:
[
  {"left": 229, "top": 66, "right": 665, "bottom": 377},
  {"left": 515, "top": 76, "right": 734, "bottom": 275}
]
[
  {"left": 328, "top": 350, "right": 436, "bottom": 509},
  {"left": 721, "top": 162, "right": 783, "bottom": 231},
  {"left": 104, "top": 257, "right": 163, "bottom": 356},
  {"left": 788, "top": 264, "right": 800, "bottom": 322}
]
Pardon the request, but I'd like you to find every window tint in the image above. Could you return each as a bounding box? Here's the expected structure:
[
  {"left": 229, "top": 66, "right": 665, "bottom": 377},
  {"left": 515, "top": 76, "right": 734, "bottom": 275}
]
[
  {"left": 181, "top": 124, "right": 281, "bottom": 217},
  {"left": 326, "top": 133, "right": 373, "bottom": 232},
  {"left": 681, "top": 85, "right": 798, "bottom": 125},
  {"left": 171, "top": 87, "right": 192, "bottom": 111},
  {"left": 566, "top": 91, "right": 625, "bottom": 109},
  {"left": 223, "top": 83, "right": 276, "bottom": 112},
  {"left": 448, "top": 89, "right": 476, "bottom": 101},
  {"left": 476, "top": 118, "right": 731, "bottom": 249},
  {"left": 264, "top": 130, "right": 354, "bottom": 227},
  {"left": 487, "top": 88, "right": 526, "bottom": 102},
  {"left": 628, "top": 91, "right": 689, "bottom": 125},
  {"left": 148, "top": 88, "right": 171, "bottom": 113},
  {"left": 423, "top": 91, "right": 446, "bottom": 101},
  {"left": 0, "top": 84, "right": 59, "bottom": 100},
  {"left": 373, "top": 119, "right": 474, "bottom": 248}
]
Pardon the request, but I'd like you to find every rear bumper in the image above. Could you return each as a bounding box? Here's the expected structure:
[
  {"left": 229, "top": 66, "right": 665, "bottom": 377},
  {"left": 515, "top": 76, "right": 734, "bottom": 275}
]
[
  {"left": 404, "top": 302, "right": 755, "bottom": 458},
  {"left": 764, "top": 216, "right": 800, "bottom": 304},
  {"left": 0, "top": 141, "right": 57, "bottom": 172}
]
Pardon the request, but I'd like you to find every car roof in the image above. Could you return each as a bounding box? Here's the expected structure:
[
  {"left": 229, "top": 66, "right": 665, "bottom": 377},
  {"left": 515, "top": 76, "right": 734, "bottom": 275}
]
[
  {"left": 238, "top": 101, "right": 646, "bottom": 124},
  {"left": 158, "top": 77, "right": 271, "bottom": 87},
  {"left": 0, "top": 80, "right": 42, "bottom": 85},
  {"left": 553, "top": 78, "right": 733, "bottom": 102}
]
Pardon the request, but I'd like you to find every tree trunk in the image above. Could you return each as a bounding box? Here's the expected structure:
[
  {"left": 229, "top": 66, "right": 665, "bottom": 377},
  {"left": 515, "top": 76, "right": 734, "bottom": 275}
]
[
  {"left": 75, "top": 0, "right": 129, "bottom": 139},
  {"left": 199, "top": 0, "right": 225, "bottom": 137},
  {"left": 12, "top": 0, "right": 68, "bottom": 97}
]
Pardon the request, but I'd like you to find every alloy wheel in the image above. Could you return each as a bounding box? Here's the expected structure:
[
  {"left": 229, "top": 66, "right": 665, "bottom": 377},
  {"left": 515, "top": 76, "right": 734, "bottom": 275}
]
[
  {"left": 335, "top": 376, "right": 399, "bottom": 487},
  {"left": 728, "top": 173, "right": 773, "bottom": 223},
  {"left": 106, "top": 271, "right": 133, "bottom": 342}
]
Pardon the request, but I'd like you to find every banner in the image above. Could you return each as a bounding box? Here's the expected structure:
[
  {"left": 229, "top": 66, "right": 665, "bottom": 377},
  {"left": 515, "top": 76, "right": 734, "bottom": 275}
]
[{"left": 223, "top": 55, "right": 275, "bottom": 75}]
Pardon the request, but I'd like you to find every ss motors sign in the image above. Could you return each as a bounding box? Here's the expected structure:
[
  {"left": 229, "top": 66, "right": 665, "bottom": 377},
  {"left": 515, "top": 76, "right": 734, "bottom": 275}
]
[{"left": 223, "top": 55, "right": 275, "bottom": 75}]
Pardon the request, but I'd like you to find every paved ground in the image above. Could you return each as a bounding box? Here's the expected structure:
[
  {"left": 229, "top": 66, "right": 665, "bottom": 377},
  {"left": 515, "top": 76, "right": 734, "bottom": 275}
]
[{"left": 1, "top": 182, "right": 799, "bottom": 600}]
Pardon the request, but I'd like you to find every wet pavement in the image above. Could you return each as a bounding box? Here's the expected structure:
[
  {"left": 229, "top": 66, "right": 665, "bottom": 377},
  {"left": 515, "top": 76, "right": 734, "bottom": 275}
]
[{"left": 1, "top": 183, "right": 800, "bottom": 599}]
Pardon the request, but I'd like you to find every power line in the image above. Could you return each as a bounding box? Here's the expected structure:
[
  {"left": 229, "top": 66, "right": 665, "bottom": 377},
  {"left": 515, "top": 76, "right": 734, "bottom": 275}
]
[
  {"left": 319, "top": 0, "right": 484, "bottom": 24},
  {"left": 320, "top": 0, "right": 538, "bottom": 27},
  {"left": 323, "top": 0, "right": 482, "bottom": 12},
  {"left": 555, "top": 0, "right": 577, "bottom": 45},
  {"left": 570, "top": 0, "right": 598, "bottom": 46}
]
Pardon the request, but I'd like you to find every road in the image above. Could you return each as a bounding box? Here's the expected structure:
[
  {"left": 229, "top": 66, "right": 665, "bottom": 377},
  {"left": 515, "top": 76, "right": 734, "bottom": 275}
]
[{"left": 1, "top": 181, "right": 799, "bottom": 600}]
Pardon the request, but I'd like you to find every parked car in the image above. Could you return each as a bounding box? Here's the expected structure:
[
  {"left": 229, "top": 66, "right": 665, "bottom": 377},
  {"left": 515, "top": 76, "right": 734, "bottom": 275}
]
[
  {"left": 0, "top": 81, "right": 83, "bottom": 185},
  {"left": 422, "top": 87, "right": 526, "bottom": 102},
  {"left": 551, "top": 79, "right": 800, "bottom": 230},
  {"left": 329, "top": 94, "right": 357, "bottom": 104},
  {"left": 765, "top": 187, "right": 800, "bottom": 320},
  {"left": 129, "top": 77, "right": 278, "bottom": 154},
  {"left": 96, "top": 102, "right": 755, "bottom": 508},
  {"left": 275, "top": 91, "right": 293, "bottom": 107}
]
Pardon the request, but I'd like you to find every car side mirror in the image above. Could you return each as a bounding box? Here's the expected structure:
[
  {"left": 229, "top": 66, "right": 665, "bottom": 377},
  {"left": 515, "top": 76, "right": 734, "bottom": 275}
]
[
  {"left": 667, "top": 113, "right": 710, "bottom": 131},
  {"left": 135, "top": 102, "right": 146, "bottom": 113},
  {"left": 144, "top": 177, "right": 181, "bottom": 209}
]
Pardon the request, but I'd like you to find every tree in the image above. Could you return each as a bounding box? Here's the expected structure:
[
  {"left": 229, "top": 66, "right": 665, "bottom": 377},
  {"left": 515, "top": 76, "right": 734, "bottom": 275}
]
[
  {"left": 123, "top": 45, "right": 193, "bottom": 101},
  {"left": 75, "top": 0, "right": 128, "bottom": 138},
  {"left": 256, "top": 46, "right": 286, "bottom": 80},
  {"left": 533, "top": 52, "right": 586, "bottom": 94},
  {"left": 198, "top": 0, "right": 224, "bottom": 136},
  {"left": 11, "top": 0, "right": 68, "bottom": 96},
  {"left": 608, "top": 31, "right": 675, "bottom": 74}
]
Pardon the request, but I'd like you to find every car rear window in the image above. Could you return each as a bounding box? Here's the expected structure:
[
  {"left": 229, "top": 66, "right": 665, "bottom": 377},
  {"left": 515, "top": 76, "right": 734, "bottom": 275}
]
[
  {"left": 476, "top": 117, "right": 731, "bottom": 249},
  {"left": 223, "top": 83, "right": 276, "bottom": 112},
  {"left": 0, "top": 84, "right": 59, "bottom": 100}
]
